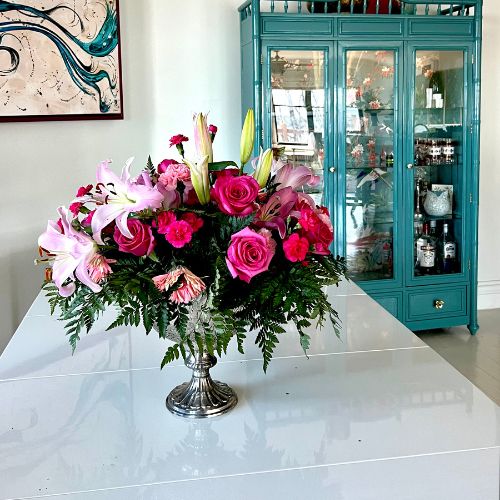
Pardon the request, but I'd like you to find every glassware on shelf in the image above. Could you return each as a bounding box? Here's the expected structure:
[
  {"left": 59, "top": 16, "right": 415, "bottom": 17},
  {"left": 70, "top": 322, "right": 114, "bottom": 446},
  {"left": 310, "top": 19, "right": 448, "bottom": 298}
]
[
  {"left": 270, "top": 49, "right": 326, "bottom": 205},
  {"left": 423, "top": 189, "right": 452, "bottom": 217},
  {"left": 442, "top": 138, "right": 455, "bottom": 164},
  {"left": 344, "top": 49, "right": 396, "bottom": 281}
]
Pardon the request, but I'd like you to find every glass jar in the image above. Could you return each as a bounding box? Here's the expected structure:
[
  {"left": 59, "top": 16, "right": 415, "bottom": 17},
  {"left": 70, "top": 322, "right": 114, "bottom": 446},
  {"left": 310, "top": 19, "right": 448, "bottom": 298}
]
[{"left": 442, "top": 139, "right": 455, "bottom": 165}]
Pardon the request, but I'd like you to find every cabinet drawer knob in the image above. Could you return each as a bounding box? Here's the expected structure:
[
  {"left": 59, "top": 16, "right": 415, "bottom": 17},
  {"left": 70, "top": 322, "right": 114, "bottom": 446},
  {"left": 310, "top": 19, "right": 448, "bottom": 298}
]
[
  {"left": 434, "top": 300, "right": 445, "bottom": 310},
  {"left": 407, "top": 163, "right": 414, "bottom": 170},
  {"left": 329, "top": 166, "right": 336, "bottom": 173}
]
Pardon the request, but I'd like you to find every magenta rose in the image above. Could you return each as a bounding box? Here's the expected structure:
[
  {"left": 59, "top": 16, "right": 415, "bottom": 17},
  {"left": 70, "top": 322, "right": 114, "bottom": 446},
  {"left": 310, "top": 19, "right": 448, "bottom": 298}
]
[
  {"left": 211, "top": 174, "right": 259, "bottom": 216},
  {"left": 226, "top": 227, "right": 276, "bottom": 283},
  {"left": 113, "top": 219, "right": 156, "bottom": 257}
]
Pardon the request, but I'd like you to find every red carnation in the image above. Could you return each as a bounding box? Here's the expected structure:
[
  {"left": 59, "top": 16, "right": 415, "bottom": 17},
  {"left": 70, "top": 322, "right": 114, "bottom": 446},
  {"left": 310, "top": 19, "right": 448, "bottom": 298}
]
[
  {"left": 169, "top": 134, "right": 189, "bottom": 147},
  {"left": 76, "top": 184, "right": 93, "bottom": 197},
  {"left": 181, "top": 213, "right": 204, "bottom": 232}
]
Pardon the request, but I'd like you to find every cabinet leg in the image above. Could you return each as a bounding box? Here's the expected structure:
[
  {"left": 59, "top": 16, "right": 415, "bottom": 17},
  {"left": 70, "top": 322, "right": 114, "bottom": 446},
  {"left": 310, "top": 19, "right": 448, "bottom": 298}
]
[{"left": 468, "top": 323, "right": 479, "bottom": 336}]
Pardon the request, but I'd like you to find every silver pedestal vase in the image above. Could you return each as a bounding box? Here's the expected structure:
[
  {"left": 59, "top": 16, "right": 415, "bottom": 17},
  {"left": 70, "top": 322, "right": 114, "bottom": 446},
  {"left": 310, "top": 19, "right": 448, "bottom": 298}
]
[{"left": 166, "top": 351, "right": 238, "bottom": 418}]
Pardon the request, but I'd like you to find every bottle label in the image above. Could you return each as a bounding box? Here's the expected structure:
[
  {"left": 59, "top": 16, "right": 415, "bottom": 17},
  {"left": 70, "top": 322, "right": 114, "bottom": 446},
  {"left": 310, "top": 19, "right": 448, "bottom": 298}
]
[
  {"left": 444, "top": 243, "right": 456, "bottom": 259},
  {"left": 421, "top": 249, "right": 435, "bottom": 268}
]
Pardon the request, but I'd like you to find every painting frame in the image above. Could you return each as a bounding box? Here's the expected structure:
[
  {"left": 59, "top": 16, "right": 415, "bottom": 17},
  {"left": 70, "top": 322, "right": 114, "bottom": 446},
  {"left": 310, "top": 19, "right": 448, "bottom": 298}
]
[{"left": 0, "top": 0, "right": 124, "bottom": 122}]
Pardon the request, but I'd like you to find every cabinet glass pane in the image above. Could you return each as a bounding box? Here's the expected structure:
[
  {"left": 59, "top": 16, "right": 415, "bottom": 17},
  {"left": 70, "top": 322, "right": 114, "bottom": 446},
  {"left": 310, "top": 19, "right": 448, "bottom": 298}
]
[
  {"left": 271, "top": 50, "right": 325, "bottom": 205},
  {"left": 344, "top": 50, "right": 396, "bottom": 281},
  {"left": 412, "top": 50, "right": 464, "bottom": 277}
]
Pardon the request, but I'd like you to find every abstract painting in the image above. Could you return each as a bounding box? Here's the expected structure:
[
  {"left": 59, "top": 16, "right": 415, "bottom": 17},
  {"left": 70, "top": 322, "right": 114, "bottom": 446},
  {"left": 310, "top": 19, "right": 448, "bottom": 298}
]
[{"left": 0, "top": 0, "right": 123, "bottom": 121}]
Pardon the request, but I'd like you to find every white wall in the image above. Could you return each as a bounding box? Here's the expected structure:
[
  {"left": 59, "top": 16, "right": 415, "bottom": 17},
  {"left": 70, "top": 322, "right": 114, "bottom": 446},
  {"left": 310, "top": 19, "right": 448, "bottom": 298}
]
[
  {"left": 0, "top": 0, "right": 242, "bottom": 352},
  {"left": 0, "top": 0, "right": 498, "bottom": 352}
]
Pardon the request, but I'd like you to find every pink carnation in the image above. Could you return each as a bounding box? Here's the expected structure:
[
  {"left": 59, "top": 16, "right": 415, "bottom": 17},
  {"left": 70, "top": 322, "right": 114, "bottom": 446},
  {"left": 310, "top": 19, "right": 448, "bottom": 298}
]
[
  {"left": 158, "top": 163, "right": 191, "bottom": 190},
  {"left": 157, "top": 159, "right": 177, "bottom": 174},
  {"left": 156, "top": 211, "right": 176, "bottom": 234},
  {"left": 226, "top": 227, "right": 276, "bottom": 283},
  {"left": 164, "top": 220, "right": 193, "bottom": 248},
  {"left": 283, "top": 233, "right": 309, "bottom": 262}
]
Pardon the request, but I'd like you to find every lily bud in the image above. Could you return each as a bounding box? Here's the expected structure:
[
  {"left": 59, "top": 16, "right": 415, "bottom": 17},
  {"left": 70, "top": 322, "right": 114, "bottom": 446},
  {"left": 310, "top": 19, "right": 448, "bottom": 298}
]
[
  {"left": 193, "top": 113, "right": 213, "bottom": 163},
  {"left": 253, "top": 148, "right": 273, "bottom": 188},
  {"left": 240, "top": 109, "right": 255, "bottom": 166},
  {"left": 184, "top": 155, "right": 210, "bottom": 205}
]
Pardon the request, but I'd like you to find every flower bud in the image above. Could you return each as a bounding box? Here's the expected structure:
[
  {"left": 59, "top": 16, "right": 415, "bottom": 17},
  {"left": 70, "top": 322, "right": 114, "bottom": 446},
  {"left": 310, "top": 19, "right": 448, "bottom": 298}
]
[
  {"left": 240, "top": 109, "right": 255, "bottom": 166},
  {"left": 253, "top": 148, "right": 273, "bottom": 188}
]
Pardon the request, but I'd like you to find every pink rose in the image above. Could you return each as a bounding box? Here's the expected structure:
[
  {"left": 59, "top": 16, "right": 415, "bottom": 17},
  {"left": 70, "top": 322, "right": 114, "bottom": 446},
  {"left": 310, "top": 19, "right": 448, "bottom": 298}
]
[
  {"left": 226, "top": 227, "right": 276, "bottom": 283},
  {"left": 113, "top": 219, "right": 156, "bottom": 257},
  {"left": 164, "top": 220, "right": 193, "bottom": 248},
  {"left": 283, "top": 233, "right": 309, "bottom": 262},
  {"left": 211, "top": 174, "right": 260, "bottom": 216}
]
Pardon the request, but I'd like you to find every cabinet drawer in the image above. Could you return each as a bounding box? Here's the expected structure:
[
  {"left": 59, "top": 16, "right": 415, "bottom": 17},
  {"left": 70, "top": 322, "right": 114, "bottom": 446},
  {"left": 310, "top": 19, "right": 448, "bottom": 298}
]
[
  {"left": 371, "top": 294, "right": 401, "bottom": 320},
  {"left": 406, "top": 286, "right": 467, "bottom": 321}
]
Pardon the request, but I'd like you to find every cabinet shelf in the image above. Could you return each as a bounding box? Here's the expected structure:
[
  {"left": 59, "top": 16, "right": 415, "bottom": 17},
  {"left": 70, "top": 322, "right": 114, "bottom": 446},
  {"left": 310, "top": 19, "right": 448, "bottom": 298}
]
[{"left": 243, "top": 18, "right": 480, "bottom": 332}]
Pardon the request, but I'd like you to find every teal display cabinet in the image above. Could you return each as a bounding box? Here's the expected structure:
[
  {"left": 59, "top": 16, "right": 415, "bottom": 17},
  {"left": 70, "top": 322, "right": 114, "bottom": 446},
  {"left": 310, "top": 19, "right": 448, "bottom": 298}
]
[{"left": 239, "top": 0, "right": 482, "bottom": 334}]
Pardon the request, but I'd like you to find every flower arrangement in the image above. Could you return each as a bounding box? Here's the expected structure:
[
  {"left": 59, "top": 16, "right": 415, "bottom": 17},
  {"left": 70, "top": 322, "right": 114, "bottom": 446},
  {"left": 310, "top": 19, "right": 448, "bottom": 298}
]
[{"left": 38, "top": 110, "right": 346, "bottom": 371}]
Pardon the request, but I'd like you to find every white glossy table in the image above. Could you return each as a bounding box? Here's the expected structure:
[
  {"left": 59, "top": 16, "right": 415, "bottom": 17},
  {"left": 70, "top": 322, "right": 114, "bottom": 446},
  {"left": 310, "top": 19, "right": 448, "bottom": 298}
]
[{"left": 0, "top": 280, "right": 498, "bottom": 500}]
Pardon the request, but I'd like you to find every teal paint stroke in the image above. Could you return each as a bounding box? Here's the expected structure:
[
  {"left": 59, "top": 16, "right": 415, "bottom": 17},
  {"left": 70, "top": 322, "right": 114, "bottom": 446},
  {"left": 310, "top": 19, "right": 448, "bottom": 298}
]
[{"left": 0, "top": 1, "right": 119, "bottom": 113}]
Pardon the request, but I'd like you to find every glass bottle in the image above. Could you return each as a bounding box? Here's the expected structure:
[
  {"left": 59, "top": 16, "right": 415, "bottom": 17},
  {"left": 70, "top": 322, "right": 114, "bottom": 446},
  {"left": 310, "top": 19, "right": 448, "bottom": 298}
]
[
  {"left": 441, "top": 223, "right": 457, "bottom": 273},
  {"left": 420, "top": 244, "right": 436, "bottom": 274},
  {"left": 386, "top": 151, "right": 394, "bottom": 167},
  {"left": 416, "top": 222, "right": 429, "bottom": 269}
]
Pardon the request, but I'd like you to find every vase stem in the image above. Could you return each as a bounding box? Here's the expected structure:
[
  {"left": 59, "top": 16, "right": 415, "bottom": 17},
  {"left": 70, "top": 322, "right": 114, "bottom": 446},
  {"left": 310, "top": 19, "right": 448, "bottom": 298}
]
[{"left": 166, "top": 351, "right": 237, "bottom": 418}]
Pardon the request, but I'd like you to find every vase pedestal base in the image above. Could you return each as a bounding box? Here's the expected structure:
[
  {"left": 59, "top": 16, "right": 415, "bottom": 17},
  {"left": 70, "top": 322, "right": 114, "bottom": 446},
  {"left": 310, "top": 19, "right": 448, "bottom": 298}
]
[{"left": 166, "top": 352, "right": 237, "bottom": 419}]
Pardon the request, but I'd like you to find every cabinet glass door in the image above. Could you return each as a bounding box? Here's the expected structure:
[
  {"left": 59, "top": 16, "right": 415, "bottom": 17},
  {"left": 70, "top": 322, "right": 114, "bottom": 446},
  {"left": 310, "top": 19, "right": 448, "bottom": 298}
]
[
  {"left": 269, "top": 49, "right": 327, "bottom": 206},
  {"left": 411, "top": 50, "right": 466, "bottom": 278},
  {"left": 343, "top": 49, "right": 397, "bottom": 281}
]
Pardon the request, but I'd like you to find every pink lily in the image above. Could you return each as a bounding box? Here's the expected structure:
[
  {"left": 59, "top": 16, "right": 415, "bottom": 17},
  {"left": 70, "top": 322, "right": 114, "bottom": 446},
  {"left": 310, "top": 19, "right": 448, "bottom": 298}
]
[
  {"left": 254, "top": 187, "right": 298, "bottom": 238},
  {"left": 274, "top": 164, "right": 320, "bottom": 190},
  {"left": 38, "top": 207, "right": 102, "bottom": 297},
  {"left": 90, "top": 159, "right": 164, "bottom": 244}
]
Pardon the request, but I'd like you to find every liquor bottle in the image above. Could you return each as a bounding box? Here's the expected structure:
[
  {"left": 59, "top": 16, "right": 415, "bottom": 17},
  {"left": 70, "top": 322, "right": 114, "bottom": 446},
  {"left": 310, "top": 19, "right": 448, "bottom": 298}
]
[
  {"left": 429, "top": 220, "right": 439, "bottom": 270},
  {"left": 416, "top": 222, "right": 429, "bottom": 269},
  {"left": 420, "top": 244, "right": 437, "bottom": 274},
  {"left": 386, "top": 151, "right": 394, "bottom": 167},
  {"left": 441, "top": 223, "right": 457, "bottom": 273},
  {"left": 414, "top": 179, "right": 424, "bottom": 224}
]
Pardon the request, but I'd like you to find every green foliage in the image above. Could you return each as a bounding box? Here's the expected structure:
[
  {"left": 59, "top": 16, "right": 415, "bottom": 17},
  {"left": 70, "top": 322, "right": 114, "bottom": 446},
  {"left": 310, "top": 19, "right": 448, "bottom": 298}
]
[{"left": 42, "top": 213, "right": 347, "bottom": 371}]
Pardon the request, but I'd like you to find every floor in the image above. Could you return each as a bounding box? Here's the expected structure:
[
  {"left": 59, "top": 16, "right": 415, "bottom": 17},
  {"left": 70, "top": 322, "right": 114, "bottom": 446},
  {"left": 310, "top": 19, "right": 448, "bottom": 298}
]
[{"left": 418, "top": 308, "right": 500, "bottom": 406}]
